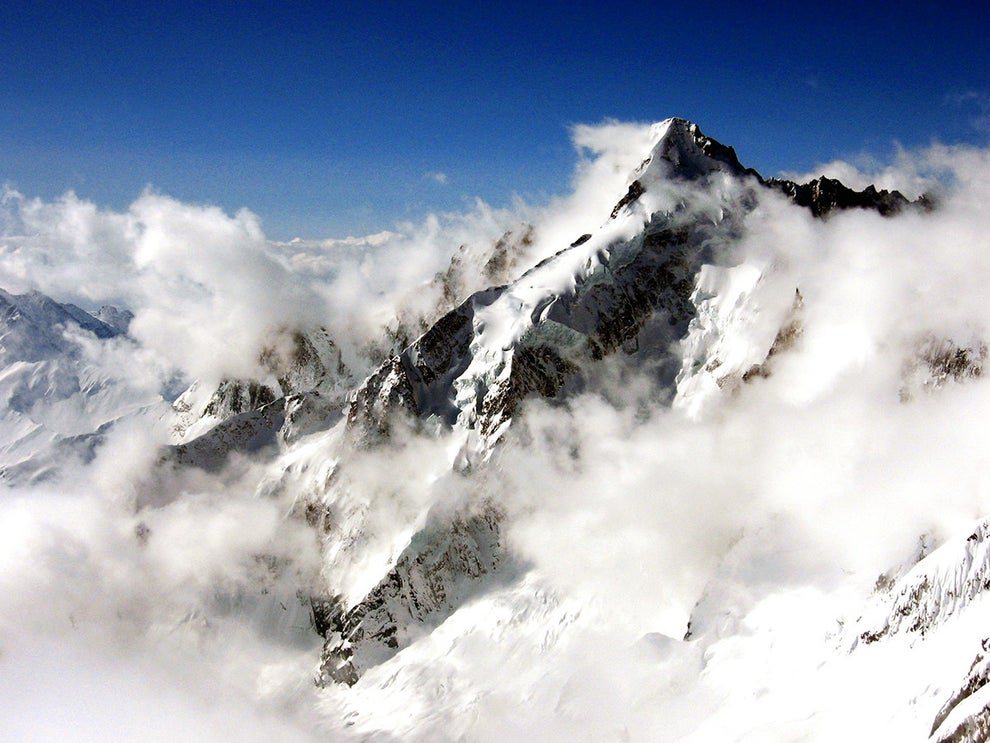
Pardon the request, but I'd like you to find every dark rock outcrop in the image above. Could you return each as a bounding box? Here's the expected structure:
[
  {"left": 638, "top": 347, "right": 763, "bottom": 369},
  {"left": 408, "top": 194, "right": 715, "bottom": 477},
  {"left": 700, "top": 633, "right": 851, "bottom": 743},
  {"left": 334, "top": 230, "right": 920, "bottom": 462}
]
[
  {"left": 767, "top": 175, "right": 912, "bottom": 218},
  {"left": 931, "top": 640, "right": 990, "bottom": 742},
  {"left": 167, "top": 327, "right": 352, "bottom": 469},
  {"left": 316, "top": 506, "right": 502, "bottom": 686}
]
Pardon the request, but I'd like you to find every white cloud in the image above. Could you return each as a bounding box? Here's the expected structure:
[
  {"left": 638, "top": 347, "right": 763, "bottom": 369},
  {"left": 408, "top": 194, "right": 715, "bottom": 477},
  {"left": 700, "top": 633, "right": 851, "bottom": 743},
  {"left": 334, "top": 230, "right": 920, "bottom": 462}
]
[
  {"left": 947, "top": 90, "right": 990, "bottom": 133},
  {"left": 3, "top": 122, "right": 990, "bottom": 740},
  {"left": 308, "top": 136, "right": 990, "bottom": 739},
  {"left": 0, "top": 467, "right": 329, "bottom": 740},
  {"left": 0, "top": 189, "right": 331, "bottom": 383}
]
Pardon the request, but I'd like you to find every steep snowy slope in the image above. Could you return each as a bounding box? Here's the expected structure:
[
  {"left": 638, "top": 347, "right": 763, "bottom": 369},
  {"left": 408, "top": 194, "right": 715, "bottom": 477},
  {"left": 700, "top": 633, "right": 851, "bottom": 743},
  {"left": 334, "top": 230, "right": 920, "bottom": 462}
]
[
  {"left": 349, "top": 119, "right": 915, "bottom": 450},
  {"left": 286, "top": 118, "right": 932, "bottom": 688}
]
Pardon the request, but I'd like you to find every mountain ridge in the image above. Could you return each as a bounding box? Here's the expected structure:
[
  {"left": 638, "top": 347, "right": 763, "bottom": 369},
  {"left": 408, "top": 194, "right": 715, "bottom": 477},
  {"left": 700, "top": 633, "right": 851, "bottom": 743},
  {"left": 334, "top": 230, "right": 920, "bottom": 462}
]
[
  {"left": 299, "top": 118, "right": 940, "bottom": 685},
  {"left": 1, "top": 117, "right": 982, "bottom": 742}
]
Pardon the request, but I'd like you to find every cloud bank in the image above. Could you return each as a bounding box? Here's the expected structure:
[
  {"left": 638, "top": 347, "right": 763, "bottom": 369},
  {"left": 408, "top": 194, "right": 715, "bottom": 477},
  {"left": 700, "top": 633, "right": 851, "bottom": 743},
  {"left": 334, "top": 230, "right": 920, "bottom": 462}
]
[{"left": 2, "top": 123, "right": 990, "bottom": 740}]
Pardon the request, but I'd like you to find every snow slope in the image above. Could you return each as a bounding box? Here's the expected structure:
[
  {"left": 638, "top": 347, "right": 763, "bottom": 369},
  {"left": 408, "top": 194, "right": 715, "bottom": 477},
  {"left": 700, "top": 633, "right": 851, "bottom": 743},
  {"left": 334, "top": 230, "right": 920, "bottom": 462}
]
[{"left": 2, "top": 117, "right": 987, "bottom": 742}]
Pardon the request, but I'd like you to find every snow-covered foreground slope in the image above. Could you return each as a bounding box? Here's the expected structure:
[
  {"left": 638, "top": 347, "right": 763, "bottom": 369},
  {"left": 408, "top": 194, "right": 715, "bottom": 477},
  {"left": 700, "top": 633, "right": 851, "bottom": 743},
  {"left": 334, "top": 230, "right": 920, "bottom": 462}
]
[{"left": 3, "top": 118, "right": 990, "bottom": 741}]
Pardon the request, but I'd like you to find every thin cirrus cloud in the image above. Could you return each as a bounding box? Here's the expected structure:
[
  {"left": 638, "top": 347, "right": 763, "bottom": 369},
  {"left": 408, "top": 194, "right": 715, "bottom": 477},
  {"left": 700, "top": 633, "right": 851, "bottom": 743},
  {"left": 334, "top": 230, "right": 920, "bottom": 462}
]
[
  {"left": 946, "top": 89, "right": 990, "bottom": 133},
  {"left": 424, "top": 171, "right": 449, "bottom": 185}
]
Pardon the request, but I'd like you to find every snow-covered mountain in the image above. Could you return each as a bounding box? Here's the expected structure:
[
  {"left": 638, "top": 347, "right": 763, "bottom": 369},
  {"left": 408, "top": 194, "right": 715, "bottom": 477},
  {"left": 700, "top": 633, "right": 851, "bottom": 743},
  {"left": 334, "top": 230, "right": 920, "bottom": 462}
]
[
  {"left": 3, "top": 117, "right": 990, "bottom": 741},
  {"left": 304, "top": 117, "right": 941, "bottom": 691},
  {"left": 166, "top": 326, "right": 353, "bottom": 471},
  {"left": 0, "top": 288, "right": 164, "bottom": 483}
]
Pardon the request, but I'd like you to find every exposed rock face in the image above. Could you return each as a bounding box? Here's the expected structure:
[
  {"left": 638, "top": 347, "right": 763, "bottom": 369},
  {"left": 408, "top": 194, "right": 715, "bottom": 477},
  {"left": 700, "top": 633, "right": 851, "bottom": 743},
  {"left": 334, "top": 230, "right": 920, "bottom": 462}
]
[
  {"left": 165, "top": 326, "right": 352, "bottom": 469},
  {"left": 766, "top": 175, "right": 912, "bottom": 217},
  {"left": 899, "top": 544, "right": 990, "bottom": 741},
  {"left": 92, "top": 305, "right": 134, "bottom": 335},
  {"left": 203, "top": 379, "right": 278, "bottom": 420},
  {"left": 644, "top": 118, "right": 755, "bottom": 180},
  {"left": 931, "top": 640, "right": 990, "bottom": 742},
  {"left": 610, "top": 179, "right": 646, "bottom": 219},
  {"left": 170, "top": 397, "right": 288, "bottom": 471},
  {"left": 739, "top": 289, "right": 804, "bottom": 384},
  {"left": 315, "top": 506, "right": 502, "bottom": 686},
  {"left": 470, "top": 219, "right": 708, "bottom": 439},
  {"left": 483, "top": 225, "right": 536, "bottom": 285},
  {"left": 346, "top": 355, "right": 418, "bottom": 439},
  {"left": 934, "top": 707, "right": 990, "bottom": 743},
  {"left": 372, "top": 226, "right": 539, "bottom": 367},
  {"left": 901, "top": 337, "right": 987, "bottom": 401},
  {"left": 579, "top": 223, "right": 700, "bottom": 360}
]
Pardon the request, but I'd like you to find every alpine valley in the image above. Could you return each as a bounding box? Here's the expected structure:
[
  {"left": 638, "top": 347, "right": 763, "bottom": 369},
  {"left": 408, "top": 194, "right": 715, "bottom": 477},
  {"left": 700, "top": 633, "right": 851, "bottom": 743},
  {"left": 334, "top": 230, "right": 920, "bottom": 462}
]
[{"left": 3, "top": 119, "right": 990, "bottom": 742}]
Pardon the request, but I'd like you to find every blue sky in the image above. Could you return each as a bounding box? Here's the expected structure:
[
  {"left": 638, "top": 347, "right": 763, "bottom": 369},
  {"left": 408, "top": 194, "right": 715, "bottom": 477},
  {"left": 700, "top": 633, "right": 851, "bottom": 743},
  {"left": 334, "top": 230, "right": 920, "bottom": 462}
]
[{"left": 2, "top": 1, "right": 988, "bottom": 240}]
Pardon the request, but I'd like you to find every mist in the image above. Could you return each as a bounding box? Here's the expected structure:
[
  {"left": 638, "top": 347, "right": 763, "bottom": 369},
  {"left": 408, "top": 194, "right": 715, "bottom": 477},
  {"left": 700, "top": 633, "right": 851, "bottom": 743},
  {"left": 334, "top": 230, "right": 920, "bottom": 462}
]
[{"left": 2, "top": 123, "right": 990, "bottom": 740}]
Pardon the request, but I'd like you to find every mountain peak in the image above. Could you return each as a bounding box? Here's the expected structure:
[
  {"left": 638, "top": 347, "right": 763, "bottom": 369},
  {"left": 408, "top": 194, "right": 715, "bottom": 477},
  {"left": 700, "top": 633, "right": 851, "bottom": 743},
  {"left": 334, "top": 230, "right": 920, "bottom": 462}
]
[
  {"left": 605, "top": 118, "right": 757, "bottom": 222},
  {"left": 620, "top": 118, "right": 919, "bottom": 221},
  {"left": 639, "top": 117, "right": 754, "bottom": 181}
]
